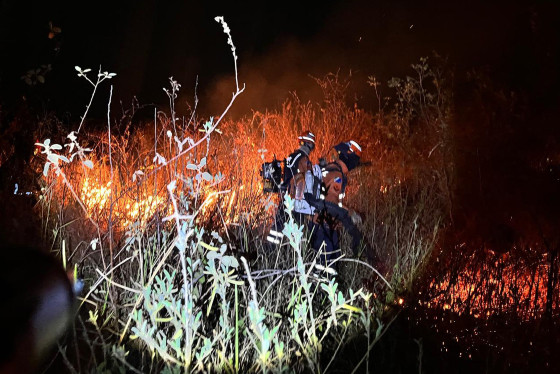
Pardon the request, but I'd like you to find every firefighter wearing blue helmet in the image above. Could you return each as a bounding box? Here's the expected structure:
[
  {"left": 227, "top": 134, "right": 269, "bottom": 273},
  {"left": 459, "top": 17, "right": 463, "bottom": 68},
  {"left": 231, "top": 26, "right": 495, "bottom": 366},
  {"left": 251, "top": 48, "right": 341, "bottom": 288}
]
[{"left": 305, "top": 140, "right": 364, "bottom": 269}]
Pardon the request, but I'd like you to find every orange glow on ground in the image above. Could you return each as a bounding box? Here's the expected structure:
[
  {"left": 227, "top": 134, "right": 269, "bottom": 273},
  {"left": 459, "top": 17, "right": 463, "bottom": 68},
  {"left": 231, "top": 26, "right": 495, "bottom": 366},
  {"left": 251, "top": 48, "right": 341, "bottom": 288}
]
[{"left": 424, "top": 251, "right": 557, "bottom": 320}]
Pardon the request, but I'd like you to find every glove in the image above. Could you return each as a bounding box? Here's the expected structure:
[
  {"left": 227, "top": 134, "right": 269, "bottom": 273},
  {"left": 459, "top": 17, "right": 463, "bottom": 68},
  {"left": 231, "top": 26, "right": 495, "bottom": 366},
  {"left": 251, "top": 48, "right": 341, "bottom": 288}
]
[
  {"left": 349, "top": 210, "right": 362, "bottom": 226},
  {"left": 312, "top": 164, "right": 322, "bottom": 179}
]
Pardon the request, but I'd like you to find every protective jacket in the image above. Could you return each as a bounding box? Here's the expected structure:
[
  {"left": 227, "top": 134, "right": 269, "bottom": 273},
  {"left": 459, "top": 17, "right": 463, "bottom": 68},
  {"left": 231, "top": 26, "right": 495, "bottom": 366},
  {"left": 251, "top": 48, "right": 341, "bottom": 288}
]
[
  {"left": 283, "top": 144, "right": 313, "bottom": 191},
  {"left": 321, "top": 159, "right": 348, "bottom": 206},
  {"left": 305, "top": 158, "right": 362, "bottom": 264},
  {"left": 283, "top": 143, "right": 320, "bottom": 216}
]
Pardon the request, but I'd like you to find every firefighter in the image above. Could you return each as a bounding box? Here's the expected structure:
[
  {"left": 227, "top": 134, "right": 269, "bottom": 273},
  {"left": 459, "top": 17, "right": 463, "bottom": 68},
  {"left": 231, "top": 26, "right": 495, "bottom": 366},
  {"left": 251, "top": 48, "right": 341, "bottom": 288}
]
[
  {"left": 267, "top": 130, "right": 320, "bottom": 245},
  {"left": 306, "top": 140, "right": 364, "bottom": 268},
  {"left": 283, "top": 130, "right": 316, "bottom": 192}
]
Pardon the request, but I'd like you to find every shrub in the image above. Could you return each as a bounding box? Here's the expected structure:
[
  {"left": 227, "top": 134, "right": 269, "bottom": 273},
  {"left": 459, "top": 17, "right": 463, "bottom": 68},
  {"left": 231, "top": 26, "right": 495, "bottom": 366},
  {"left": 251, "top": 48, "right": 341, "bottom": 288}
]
[{"left": 35, "top": 17, "right": 457, "bottom": 373}]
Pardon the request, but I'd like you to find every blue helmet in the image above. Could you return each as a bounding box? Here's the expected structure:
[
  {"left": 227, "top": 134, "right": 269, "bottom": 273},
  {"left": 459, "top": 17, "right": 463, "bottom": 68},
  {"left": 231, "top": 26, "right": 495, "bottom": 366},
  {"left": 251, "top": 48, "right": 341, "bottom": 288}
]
[{"left": 333, "top": 140, "right": 362, "bottom": 171}]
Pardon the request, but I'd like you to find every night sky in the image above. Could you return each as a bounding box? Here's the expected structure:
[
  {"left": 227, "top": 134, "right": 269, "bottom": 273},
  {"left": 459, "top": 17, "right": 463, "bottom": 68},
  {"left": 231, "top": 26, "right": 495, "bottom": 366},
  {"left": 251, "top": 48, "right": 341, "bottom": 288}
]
[{"left": 1, "top": 0, "right": 558, "bottom": 118}]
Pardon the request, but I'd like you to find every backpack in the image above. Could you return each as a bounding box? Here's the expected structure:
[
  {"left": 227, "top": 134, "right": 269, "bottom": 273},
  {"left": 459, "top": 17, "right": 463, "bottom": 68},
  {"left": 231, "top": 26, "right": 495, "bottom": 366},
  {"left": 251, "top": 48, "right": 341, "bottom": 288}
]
[
  {"left": 261, "top": 157, "right": 283, "bottom": 193},
  {"left": 320, "top": 161, "right": 348, "bottom": 206},
  {"left": 289, "top": 163, "right": 322, "bottom": 215}
]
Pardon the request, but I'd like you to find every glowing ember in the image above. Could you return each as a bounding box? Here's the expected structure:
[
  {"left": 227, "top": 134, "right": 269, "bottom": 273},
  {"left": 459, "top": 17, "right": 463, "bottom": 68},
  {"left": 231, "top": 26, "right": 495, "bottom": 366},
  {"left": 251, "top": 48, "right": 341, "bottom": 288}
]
[
  {"left": 424, "top": 252, "right": 556, "bottom": 320},
  {"left": 80, "top": 178, "right": 112, "bottom": 211},
  {"left": 79, "top": 177, "right": 166, "bottom": 228}
]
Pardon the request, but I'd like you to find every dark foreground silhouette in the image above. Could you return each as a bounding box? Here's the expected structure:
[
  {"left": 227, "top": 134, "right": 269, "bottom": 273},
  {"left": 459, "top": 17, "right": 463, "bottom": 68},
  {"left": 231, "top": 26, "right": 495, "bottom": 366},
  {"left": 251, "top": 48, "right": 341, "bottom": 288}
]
[{"left": 0, "top": 246, "right": 74, "bottom": 374}]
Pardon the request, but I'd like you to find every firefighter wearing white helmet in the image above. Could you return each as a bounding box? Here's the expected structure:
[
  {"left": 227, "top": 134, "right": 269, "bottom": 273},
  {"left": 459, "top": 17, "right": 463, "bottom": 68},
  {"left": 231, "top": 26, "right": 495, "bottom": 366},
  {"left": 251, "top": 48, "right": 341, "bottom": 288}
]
[
  {"left": 283, "top": 130, "right": 316, "bottom": 186},
  {"left": 267, "top": 130, "right": 321, "bottom": 245}
]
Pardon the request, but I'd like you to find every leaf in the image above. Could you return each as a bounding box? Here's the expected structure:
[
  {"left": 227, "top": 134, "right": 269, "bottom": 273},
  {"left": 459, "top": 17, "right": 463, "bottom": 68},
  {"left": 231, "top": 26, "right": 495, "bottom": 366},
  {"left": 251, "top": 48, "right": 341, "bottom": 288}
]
[
  {"left": 341, "top": 304, "right": 362, "bottom": 313},
  {"left": 199, "top": 241, "right": 218, "bottom": 251},
  {"left": 132, "top": 170, "right": 144, "bottom": 182},
  {"left": 385, "top": 291, "right": 395, "bottom": 304},
  {"left": 47, "top": 154, "right": 59, "bottom": 164},
  {"left": 375, "top": 322, "right": 384, "bottom": 338},
  {"left": 214, "top": 172, "right": 224, "bottom": 182},
  {"left": 153, "top": 153, "right": 166, "bottom": 165},
  {"left": 83, "top": 160, "right": 94, "bottom": 169},
  {"left": 37, "top": 75, "right": 45, "bottom": 84},
  {"left": 199, "top": 157, "right": 206, "bottom": 168},
  {"left": 336, "top": 290, "right": 344, "bottom": 305},
  {"left": 171, "top": 329, "right": 183, "bottom": 340},
  {"left": 186, "top": 163, "right": 197, "bottom": 170},
  {"left": 43, "top": 162, "right": 50, "bottom": 177},
  {"left": 222, "top": 255, "right": 239, "bottom": 268},
  {"left": 201, "top": 172, "right": 213, "bottom": 182},
  {"left": 207, "top": 252, "right": 220, "bottom": 263}
]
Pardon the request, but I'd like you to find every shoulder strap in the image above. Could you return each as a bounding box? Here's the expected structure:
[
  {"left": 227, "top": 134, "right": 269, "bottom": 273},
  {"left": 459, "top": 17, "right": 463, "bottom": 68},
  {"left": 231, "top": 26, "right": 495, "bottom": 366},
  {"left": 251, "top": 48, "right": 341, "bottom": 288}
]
[{"left": 323, "top": 162, "right": 347, "bottom": 194}]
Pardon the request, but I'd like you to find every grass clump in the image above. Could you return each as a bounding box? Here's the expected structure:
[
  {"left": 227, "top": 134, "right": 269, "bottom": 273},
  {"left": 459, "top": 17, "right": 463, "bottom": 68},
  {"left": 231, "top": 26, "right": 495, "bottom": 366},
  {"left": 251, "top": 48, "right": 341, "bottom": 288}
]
[{"left": 33, "top": 18, "right": 452, "bottom": 373}]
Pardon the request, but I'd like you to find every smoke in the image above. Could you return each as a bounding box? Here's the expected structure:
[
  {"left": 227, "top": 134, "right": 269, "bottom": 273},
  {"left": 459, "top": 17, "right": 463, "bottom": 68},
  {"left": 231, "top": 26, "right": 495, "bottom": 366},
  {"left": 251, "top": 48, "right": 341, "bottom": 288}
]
[
  {"left": 199, "top": 38, "right": 329, "bottom": 119},
  {"left": 2, "top": 0, "right": 551, "bottom": 122},
  {"left": 196, "top": 0, "right": 522, "bottom": 120}
]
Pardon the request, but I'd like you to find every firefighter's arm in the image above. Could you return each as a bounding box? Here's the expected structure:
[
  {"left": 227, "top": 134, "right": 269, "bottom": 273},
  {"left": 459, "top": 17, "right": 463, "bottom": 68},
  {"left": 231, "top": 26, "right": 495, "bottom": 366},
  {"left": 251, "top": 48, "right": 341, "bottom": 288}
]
[
  {"left": 285, "top": 151, "right": 302, "bottom": 175},
  {"left": 348, "top": 209, "right": 362, "bottom": 226},
  {"left": 340, "top": 211, "right": 363, "bottom": 256},
  {"left": 297, "top": 155, "right": 311, "bottom": 173}
]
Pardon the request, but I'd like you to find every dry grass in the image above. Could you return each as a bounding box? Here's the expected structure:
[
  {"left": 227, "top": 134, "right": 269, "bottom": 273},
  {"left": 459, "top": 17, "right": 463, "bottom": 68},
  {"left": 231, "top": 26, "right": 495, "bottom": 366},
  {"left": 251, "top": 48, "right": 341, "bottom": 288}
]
[{"left": 33, "top": 52, "right": 454, "bottom": 372}]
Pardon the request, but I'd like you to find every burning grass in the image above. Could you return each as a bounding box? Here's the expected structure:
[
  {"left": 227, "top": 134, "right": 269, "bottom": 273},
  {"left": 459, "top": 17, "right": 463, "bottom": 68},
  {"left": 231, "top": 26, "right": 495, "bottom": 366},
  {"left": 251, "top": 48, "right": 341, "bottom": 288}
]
[
  {"left": 36, "top": 53, "right": 560, "bottom": 372},
  {"left": 423, "top": 246, "right": 558, "bottom": 320},
  {"left": 33, "top": 32, "right": 461, "bottom": 371}
]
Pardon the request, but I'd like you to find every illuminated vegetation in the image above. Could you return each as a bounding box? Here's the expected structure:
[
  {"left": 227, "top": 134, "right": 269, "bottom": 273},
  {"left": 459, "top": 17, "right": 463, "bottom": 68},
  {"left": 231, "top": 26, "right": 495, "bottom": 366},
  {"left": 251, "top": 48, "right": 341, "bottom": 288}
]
[{"left": 30, "top": 19, "right": 558, "bottom": 374}]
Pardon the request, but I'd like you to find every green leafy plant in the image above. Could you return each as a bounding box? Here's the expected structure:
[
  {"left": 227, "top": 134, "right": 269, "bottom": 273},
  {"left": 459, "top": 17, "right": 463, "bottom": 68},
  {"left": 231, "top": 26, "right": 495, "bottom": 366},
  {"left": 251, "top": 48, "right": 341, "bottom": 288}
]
[{"left": 33, "top": 18, "right": 453, "bottom": 374}]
